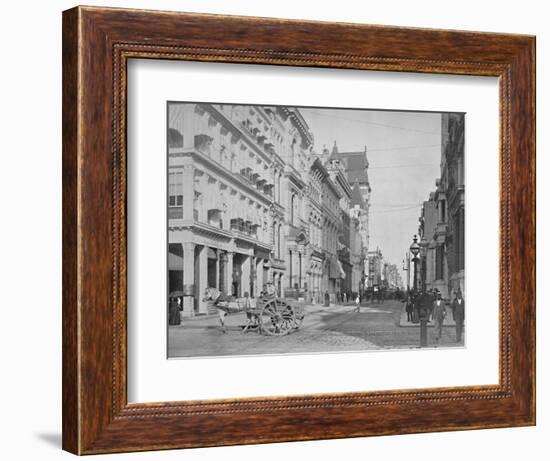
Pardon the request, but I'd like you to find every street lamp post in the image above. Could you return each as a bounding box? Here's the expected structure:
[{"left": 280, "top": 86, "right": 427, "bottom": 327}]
[
  {"left": 402, "top": 252, "right": 411, "bottom": 292},
  {"left": 410, "top": 235, "right": 420, "bottom": 292},
  {"left": 410, "top": 235, "right": 427, "bottom": 347}
]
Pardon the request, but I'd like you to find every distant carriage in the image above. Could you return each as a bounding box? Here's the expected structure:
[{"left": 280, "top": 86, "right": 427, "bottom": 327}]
[{"left": 203, "top": 287, "right": 304, "bottom": 335}]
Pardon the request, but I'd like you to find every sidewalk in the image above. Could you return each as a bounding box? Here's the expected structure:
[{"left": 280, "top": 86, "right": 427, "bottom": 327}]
[{"left": 398, "top": 303, "right": 458, "bottom": 328}]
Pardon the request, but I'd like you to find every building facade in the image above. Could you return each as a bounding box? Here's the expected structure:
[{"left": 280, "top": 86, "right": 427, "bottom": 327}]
[
  {"left": 327, "top": 143, "right": 371, "bottom": 251},
  {"left": 168, "top": 103, "right": 281, "bottom": 316},
  {"left": 307, "top": 158, "right": 329, "bottom": 303},
  {"left": 326, "top": 147, "right": 354, "bottom": 294},
  {"left": 416, "top": 113, "right": 465, "bottom": 299},
  {"left": 383, "top": 263, "right": 403, "bottom": 290},
  {"left": 442, "top": 113, "right": 465, "bottom": 296},
  {"left": 367, "top": 248, "right": 384, "bottom": 288},
  {"left": 168, "top": 103, "right": 371, "bottom": 315},
  {"left": 350, "top": 182, "right": 370, "bottom": 295},
  {"left": 418, "top": 191, "right": 448, "bottom": 295}
]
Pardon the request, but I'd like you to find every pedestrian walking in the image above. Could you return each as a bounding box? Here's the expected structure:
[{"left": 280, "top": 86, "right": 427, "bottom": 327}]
[
  {"left": 452, "top": 290, "right": 465, "bottom": 342},
  {"left": 427, "top": 289, "right": 436, "bottom": 321},
  {"left": 354, "top": 293, "right": 360, "bottom": 312},
  {"left": 432, "top": 291, "right": 446, "bottom": 342},
  {"left": 405, "top": 293, "right": 414, "bottom": 322},
  {"left": 168, "top": 296, "right": 181, "bottom": 325},
  {"left": 324, "top": 290, "right": 330, "bottom": 307}
]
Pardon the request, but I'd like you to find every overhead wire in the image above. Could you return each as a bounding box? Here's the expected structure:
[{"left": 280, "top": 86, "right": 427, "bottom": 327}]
[{"left": 305, "top": 109, "right": 441, "bottom": 135}]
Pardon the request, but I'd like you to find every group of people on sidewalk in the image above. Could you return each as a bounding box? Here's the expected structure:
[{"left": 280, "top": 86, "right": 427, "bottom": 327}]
[{"left": 405, "top": 288, "right": 465, "bottom": 342}]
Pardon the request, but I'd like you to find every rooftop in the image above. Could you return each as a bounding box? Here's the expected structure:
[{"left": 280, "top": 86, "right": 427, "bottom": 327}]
[{"left": 328, "top": 142, "right": 370, "bottom": 187}]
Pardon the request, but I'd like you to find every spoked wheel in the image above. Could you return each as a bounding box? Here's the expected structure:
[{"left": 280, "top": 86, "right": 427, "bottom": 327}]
[
  {"left": 291, "top": 306, "right": 304, "bottom": 330},
  {"left": 260, "top": 299, "right": 292, "bottom": 336}
]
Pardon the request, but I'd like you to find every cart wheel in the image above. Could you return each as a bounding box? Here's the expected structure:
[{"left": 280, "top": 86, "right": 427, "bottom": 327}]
[
  {"left": 292, "top": 308, "right": 304, "bottom": 330},
  {"left": 279, "top": 300, "right": 296, "bottom": 332},
  {"left": 260, "top": 299, "right": 290, "bottom": 336}
]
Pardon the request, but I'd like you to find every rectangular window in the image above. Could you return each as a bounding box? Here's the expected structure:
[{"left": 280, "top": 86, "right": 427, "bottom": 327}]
[{"left": 168, "top": 172, "right": 183, "bottom": 207}]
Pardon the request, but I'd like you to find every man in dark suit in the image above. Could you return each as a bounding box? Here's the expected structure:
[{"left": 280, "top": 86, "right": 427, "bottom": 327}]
[{"left": 452, "top": 290, "right": 465, "bottom": 342}]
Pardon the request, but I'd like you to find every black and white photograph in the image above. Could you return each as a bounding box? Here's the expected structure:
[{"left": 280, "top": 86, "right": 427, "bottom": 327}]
[{"left": 166, "top": 102, "right": 465, "bottom": 358}]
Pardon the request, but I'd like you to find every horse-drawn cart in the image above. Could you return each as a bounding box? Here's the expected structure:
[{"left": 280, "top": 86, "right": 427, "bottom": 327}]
[{"left": 203, "top": 288, "right": 304, "bottom": 335}]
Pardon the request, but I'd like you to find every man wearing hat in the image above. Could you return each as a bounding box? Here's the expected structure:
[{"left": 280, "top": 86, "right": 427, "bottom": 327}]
[{"left": 452, "top": 289, "right": 465, "bottom": 342}]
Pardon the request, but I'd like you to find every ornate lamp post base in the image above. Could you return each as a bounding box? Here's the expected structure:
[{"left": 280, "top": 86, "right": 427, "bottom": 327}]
[{"left": 420, "top": 319, "right": 428, "bottom": 347}]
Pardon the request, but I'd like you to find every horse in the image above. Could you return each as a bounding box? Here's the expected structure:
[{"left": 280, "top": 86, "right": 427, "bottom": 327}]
[{"left": 202, "top": 287, "right": 245, "bottom": 333}]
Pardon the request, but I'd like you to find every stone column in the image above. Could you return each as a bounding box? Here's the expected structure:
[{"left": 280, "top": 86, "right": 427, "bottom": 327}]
[
  {"left": 241, "top": 255, "right": 251, "bottom": 297},
  {"left": 197, "top": 246, "right": 208, "bottom": 314},
  {"left": 298, "top": 251, "right": 303, "bottom": 289},
  {"left": 250, "top": 256, "right": 257, "bottom": 297},
  {"left": 288, "top": 250, "right": 293, "bottom": 288},
  {"left": 256, "top": 258, "right": 263, "bottom": 294},
  {"left": 293, "top": 250, "right": 300, "bottom": 289},
  {"left": 225, "top": 252, "right": 234, "bottom": 297},
  {"left": 219, "top": 252, "right": 226, "bottom": 294},
  {"left": 215, "top": 253, "right": 220, "bottom": 289},
  {"left": 182, "top": 242, "right": 195, "bottom": 317}
]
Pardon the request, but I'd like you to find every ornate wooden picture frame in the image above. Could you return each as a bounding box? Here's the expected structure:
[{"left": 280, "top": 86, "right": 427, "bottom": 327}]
[{"left": 62, "top": 6, "right": 535, "bottom": 455}]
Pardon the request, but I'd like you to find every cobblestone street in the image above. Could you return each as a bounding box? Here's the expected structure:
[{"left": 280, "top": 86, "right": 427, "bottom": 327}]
[{"left": 168, "top": 299, "right": 464, "bottom": 358}]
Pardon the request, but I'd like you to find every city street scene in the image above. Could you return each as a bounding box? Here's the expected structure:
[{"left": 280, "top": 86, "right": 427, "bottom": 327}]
[{"left": 167, "top": 102, "right": 465, "bottom": 358}]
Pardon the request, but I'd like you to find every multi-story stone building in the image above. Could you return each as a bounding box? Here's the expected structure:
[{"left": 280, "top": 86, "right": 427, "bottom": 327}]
[
  {"left": 442, "top": 113, "right": 465, "bottom": 296},
  {"left": 168, "top": 103, "right": 286, "bottom": 316},
  {"left": 350, "top": 182, "right": 369, "bottom": 295},
  {"left": 325, "top": 147, "right": 354, "bottom": 294},
  {"left": 307, "top": 158, "right": 329, "bottom": 303},
  {"left": 327, "top": 142, "right": 371, "bottom": 247},
  {"left": 326, "top": 142, "right": 371, "bottom": 293},
  {"left": 278, "top": 107, "right": 313, "bottom": 299},
  {"left": 418, "top": 191, "right": 447, "bottom": 295},
  {"left": 383, "top": 263, "right": 403, "bottom": 290},
  {"left": 416, "top": 113, "right": 465, "bottom": 299},
  {"left": 167, "top": 103, "right": 372, "bottom": 315},
  {"left": 320, "top": 164, "right": 345, "bottom": 298},
  {"left": 367, "top": 248, "right": 384, "bottom": 288}
]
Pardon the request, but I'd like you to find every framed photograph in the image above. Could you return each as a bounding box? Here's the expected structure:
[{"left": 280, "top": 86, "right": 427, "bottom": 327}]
[{"left": 62, "top": 6, "right": 535, "bottom": 455}]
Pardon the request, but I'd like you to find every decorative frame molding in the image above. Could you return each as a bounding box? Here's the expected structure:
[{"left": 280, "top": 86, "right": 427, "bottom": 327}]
[{"left": 62, "top": 6, "right": 535, "bottom": 454}]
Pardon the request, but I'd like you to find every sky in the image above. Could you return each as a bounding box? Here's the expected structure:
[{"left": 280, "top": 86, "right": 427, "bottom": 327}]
[{"left": 300, "top": 107, "right": 442, "bottom": 285}]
